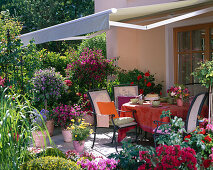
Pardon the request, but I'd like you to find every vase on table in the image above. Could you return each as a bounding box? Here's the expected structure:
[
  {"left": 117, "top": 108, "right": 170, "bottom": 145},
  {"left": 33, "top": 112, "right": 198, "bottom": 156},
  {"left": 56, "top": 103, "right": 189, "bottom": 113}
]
[
  {"left": 46, "top": 120, "right": 54, "bottom": 136},
  {"left": 176, "top": 98, "right": 183, "bottom": 107},
  {"left": 62, "top": 129, "right": 72, "bottom": 142},
  {"left": 32, "top": 131, "right": 47, "bottom": 148},
  {"left": 73, "top": 140, "right": 85, "bottom": 153}
]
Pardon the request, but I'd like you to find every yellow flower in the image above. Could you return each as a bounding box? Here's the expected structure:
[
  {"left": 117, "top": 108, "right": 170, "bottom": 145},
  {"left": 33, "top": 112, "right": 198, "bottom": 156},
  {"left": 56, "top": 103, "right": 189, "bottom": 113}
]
[
  {"left": 90, "top": 129, "right": 94, "bottom": 134},
  {"left": 71, "top": 126, "right": 75, "bottom": 130},
  {"left": 71, "top": 119, "right": 75, "bottom": 123},
  {"left": 75, "top": 135, "right": 77, "bottom": 137}
]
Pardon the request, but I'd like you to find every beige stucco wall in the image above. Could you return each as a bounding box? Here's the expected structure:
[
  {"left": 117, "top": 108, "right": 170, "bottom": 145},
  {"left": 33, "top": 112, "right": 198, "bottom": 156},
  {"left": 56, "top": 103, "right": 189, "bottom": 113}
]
[{"left": 107, "top": 25, "right": 166, "bottom": 93}]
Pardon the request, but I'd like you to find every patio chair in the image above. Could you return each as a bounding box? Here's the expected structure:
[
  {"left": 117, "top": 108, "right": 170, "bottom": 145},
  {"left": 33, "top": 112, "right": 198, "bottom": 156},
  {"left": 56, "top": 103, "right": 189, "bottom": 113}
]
[
  {"left": 87, "top": 89, "right": 138, "bottom": 152},
  {"left": 113, "top": 84, "right": 139, "bottom": 110},
  {"left": 153, "top": 92, "right": 208, "bottom": 148}
]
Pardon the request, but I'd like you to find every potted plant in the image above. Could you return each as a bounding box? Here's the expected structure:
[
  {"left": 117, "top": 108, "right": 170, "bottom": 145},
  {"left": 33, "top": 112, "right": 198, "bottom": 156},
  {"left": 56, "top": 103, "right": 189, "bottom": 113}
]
[
  {"left": 31, "top": 109, "right": 48, "bottom": 148},
  {"left": 32, "top": 67, "right": 67, "bottom": 136},
  {"left": 51, "top": 104, "right": 86, "bottom": 142},
  {"left": 167, "top": 84, "right": 190, "bottom": 106},
  {"left": 192, "top": 60, "right": 213, "bottom": 123},
  {"left": 70, "top": 119, "right": 93, "bottom": 153}
]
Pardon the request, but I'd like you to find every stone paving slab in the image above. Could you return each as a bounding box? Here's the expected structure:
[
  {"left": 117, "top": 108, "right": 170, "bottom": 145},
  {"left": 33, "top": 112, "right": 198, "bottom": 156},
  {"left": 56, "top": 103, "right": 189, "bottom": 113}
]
[{"left": 33, "top": 127, "right": 154, "bottom": 158}]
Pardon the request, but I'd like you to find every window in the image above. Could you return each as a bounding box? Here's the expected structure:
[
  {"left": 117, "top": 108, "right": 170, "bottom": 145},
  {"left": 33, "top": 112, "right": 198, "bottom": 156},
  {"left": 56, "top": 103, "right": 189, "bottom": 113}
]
[{"left": 174, "top": 23, "right": 213, "bottom": 84}]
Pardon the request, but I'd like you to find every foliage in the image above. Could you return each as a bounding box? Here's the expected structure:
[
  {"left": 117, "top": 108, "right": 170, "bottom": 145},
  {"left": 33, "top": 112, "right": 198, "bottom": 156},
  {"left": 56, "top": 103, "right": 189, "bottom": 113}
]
[
  {"left": 21, "top": 156, "right": 80, "bottom": 170},
  {"left": 31, "top": 67, "right": 67, "bottom": 109},
  {"left": 167, "top": 84, "right": 190, "bottom": 99},
  {"left": 156, "top": 110, "right": 187, "bottom": 146},
  {"left": 0, "top": 0, "right": 94, "bottom": 52},
  {"left": 37, "top": 148, "right": 65, "bottom": 158},
  {"left": 65, "top": 150, "right": 118, "bottom": 170},
  {"left": 78, "top": 32, "right": 106, "bottom": 57},
  {"left": 31, "top": 109, "right": 48, "bottom": 130},
  {"left": 51, "top": 104, "right": 86, "bottom": 129},
  {"left": 108, "top": 140, "right": 155, "bottom": 170},
  {"left": 117, "top": 69, "right": 163, "bottom": 96},
  {"left": 138, "top": 145, "right": 197, "bottom": 169},
  {"left": 70, "top": 119, "right": 93, "bottom": 142},
  {"left": 0, "top": 88, "right": 33, "bottom": 169},
  {"left": 66, "top": 48, "right": 118, "bottom": 93},
  {"left": 192, "top": 60, "right": 213, "bottom": 88}
]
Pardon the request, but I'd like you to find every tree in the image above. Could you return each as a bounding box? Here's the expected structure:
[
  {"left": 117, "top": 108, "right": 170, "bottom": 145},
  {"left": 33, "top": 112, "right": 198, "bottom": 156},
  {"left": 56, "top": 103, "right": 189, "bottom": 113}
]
[{"left": 0, "top": 0, "right": 94, "bottom": 52}]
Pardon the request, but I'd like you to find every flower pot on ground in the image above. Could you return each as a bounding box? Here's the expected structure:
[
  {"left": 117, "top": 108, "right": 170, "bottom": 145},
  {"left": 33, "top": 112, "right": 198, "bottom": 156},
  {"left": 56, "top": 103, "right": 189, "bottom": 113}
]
[
  {"left": 32, "top": 131, "right": 47, "bottom": 148},
  {"left": 51, "top": 104, "right": 86, "bottom": 131},
  {"left": 62, "top": 129, "right": 72, "bottom": 142},
  {"left": 46, "top": 120, "right": 54, "bottom": 136},
  {"left": 73, "top": 140, "right": 85, "bottom": 153},
  {"left": 71, "top": 119, "right": 93, "bottom": 153}
]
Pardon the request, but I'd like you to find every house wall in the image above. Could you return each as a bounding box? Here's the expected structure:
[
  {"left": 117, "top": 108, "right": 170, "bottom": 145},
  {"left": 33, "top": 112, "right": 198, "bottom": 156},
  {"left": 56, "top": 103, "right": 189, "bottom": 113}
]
[{"left": 95, "top": 0, "right": 177, "bottom": 12}]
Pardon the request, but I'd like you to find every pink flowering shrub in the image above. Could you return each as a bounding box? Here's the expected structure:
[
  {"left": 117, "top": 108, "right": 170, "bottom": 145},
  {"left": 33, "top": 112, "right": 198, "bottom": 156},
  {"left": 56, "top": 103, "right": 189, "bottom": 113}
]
[
  {"left": 77, "top": 158, "right": 118, "bottom": 170},
  {"left": 0, "top": 77, "right": 5, "bottom": 87},
  {"left": 51, "top": 104, "right": 86, "bottom": 129},
  {"left": 138, "top": 145, "right": 197, "bottom": 170},
  {"left": 65, "top": 150, "right": 117, "bottom": 170},
  {"left": 66, "top": 48, "right": 118, "bottom": 90}
]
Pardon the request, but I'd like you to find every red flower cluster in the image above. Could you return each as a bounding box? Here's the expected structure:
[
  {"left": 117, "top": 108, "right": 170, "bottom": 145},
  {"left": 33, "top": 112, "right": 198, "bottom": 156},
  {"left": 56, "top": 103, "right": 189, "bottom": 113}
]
[
  {"left": 64, "top": 80, "right": 72, "bottom": 86},
  {"left": 184, "top": 135, "right": 191, "bottom": 142},
  {"left": 144, "top": 72, "right": 150, "bottom": 77},
  {"left": 146, "top": 82, "right": 151, "bottom": 87},
  {"left": 137, "top": 75, "right": 142, "bottom": 80},
  {"left": 204, "top": 135, "right": 212, "bottom": 143},
  {"left": 138, "top": 145, "right": 197, "bottom": 170}
]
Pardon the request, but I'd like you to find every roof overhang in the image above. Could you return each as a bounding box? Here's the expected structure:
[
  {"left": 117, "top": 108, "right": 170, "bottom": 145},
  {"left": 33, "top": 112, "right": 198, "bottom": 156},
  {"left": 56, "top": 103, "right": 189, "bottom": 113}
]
[{"left": 19, "top": 0, "right": 213, "bottom": 46}]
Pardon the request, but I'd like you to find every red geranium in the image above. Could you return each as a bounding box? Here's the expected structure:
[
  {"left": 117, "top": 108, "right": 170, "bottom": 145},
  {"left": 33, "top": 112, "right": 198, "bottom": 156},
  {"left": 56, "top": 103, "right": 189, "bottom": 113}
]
[
  {"left": 184, "top": 135, "right": 191, "bottom": 141},
  {"left": 131, "top": 82, "right": 134, "bottom": 85},
  {"left": 146, "top": 82, "right": 151, "bottom": 87},
  {"left": 139, "top": 89, "right": 144, "bottom": 94},
  {"left": 145, "top": 72, "right": 150, "bottom": 77},
  {"left": 204, "top": 136, "right": 212, "bottom": 143},
  {"left": 198, "top": 128, "right": 206, "bottom": 135},
  {"left": 137, "top": 75, "right": 142, "bottom": 80},
  {"left": 203, "top": 159, "right": 211, "bottom": 168},
  {"left": 64, "top": 80, "right": 72, "bottom": 86}
]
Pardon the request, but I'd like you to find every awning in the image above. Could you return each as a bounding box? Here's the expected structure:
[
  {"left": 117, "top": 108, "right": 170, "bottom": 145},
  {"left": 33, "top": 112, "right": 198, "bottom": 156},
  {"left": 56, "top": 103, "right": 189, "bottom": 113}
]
[{"left": 19, "top": 0, "right": 213, "bottom": 46}]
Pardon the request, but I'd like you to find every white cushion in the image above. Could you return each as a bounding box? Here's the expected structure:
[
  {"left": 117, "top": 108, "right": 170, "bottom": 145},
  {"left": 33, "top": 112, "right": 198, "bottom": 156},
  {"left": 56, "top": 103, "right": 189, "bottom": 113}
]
[{"left": 109, "top": 117, "right": 134, "bottom": 126}]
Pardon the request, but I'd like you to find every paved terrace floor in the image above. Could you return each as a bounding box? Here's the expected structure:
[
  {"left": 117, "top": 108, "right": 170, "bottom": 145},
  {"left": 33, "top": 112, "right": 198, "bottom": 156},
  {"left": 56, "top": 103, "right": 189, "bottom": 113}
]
[{"left": 41, "top": 127, "right": 155, "bottom": 158}]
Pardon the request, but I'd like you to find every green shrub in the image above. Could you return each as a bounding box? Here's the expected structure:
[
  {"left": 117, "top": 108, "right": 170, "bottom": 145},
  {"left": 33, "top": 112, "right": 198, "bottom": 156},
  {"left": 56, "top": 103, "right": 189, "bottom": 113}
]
[
  {"left": 118, "top": 69, "right": 163, "bottom": 96},
  {"left": 78, "top": 33, "right": 106, "bottom": 57},
  {"left": 37, "top": 148, "right": 65, "bottom": 158},
  {"left": 21, "top": 156, "right": 80, "bottom": 170}
]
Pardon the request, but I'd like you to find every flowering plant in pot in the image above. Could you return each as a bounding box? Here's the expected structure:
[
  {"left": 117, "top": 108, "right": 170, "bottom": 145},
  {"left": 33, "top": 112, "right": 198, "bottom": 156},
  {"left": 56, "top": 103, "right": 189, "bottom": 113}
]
[
  {"left": 31, "top": 109, "right": 48, "bottom": 148},
  {"left": 70, "top": 119, "right": 93, "bottom": 152},
  {"left": 167, "top": 84, "right": 190, "bottom": 106},
  {"left": 32, "top": 67, "right": 67, "bottom": 113},
  {"left": 51, "top": 104, "right": 86, "bottom": 142}
]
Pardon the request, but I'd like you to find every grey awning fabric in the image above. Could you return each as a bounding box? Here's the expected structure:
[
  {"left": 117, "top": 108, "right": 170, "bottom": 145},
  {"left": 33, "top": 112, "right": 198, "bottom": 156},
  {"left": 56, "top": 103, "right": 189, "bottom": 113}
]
[
  {"left": 110, "top": 0, "right": 213, "bottom": 21},
  {"left": 19, "top": 0, "right": 213, "bottom": 46},
  {"left": 19, "top": 9, "right": 116, "bottom": 46}
]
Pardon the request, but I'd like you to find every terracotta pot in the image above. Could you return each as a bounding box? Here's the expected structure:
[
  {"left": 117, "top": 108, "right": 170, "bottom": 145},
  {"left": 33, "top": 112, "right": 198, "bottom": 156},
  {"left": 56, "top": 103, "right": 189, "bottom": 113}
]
[
  {"left": 32, "top": 131, "right": 47, "bottom": 148},
  {"left": 176, "top": 98, "right": 183, "bottom": 107},
  {"left": 62, "top": 129, "right": 72, "bottom": 142},
  {"left": 83, "top": 114, "right": 94, "bottom": 125},
  {"left": 46, "top": 120, "right": 54, "bottom": 136},
  {"left": 73, "top": 140, "right": 85, "bottom": 153}
]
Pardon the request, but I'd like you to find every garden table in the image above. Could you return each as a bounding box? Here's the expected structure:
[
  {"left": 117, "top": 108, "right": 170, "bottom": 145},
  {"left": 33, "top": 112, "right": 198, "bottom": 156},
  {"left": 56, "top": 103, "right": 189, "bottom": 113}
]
[{"left": 118, "top": 102, "right": 208, "bottom": 142}]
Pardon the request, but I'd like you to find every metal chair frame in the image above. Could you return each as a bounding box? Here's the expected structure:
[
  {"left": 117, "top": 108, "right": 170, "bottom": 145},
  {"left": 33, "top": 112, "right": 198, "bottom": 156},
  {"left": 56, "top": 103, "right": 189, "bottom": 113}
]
[
  {"left": 153, "top": 92, "right": 208, "bottom": 148},
  {"left": 87, "top": 89, "right": 138, "bottom": 152}
]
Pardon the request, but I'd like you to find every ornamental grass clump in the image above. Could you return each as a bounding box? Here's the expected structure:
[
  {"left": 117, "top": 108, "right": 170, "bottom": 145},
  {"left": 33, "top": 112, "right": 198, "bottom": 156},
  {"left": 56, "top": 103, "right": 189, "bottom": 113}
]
[
  {"left": 32, "top": 67, "right": 67, "bottom": 110},
  {"left": 51, "top": 104, "right": 86, "bottom": 129},
  {"left": 70, "top": 119, "right": 93, "bottom": 143}
]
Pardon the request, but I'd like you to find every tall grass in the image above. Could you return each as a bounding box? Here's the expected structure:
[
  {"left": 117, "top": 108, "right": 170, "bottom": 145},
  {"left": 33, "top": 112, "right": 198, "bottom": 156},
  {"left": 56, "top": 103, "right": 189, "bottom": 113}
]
[{"left": 0, "top": 87, "right": 52, "bottom": 169}]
